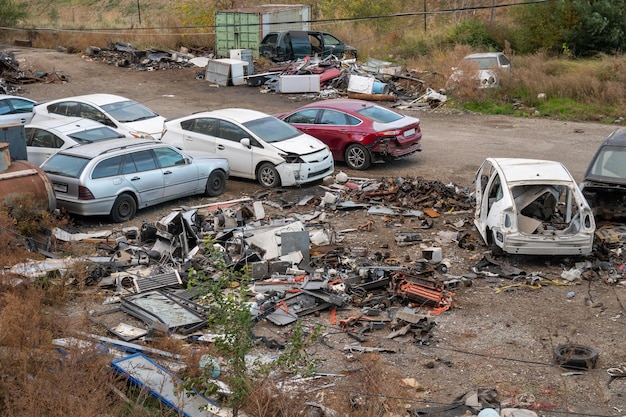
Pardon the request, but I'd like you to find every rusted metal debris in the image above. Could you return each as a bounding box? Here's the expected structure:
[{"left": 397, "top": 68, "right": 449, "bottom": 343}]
[
  {"left": 83, "top": 42, "right": 209, "bottom": 71},
  {"left": 0, "top": 50, "right": 68, "bottom": 92}
]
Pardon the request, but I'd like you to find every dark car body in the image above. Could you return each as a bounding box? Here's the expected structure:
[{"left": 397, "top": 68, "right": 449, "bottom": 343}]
[
  {"left": 277, "top": 98, "right": 422, "bottom": 170},
  {"left": 580, "top": 128, "right": 626, "bottom": 219},
  {"left": 259, "top": 30, "right": 357, "bottom": 62}
]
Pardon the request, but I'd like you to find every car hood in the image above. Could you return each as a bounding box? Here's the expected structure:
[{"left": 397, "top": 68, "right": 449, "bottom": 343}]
[
  {"left": 270, "top": 133, "right": 327, "bottom": 154},
  {"left": 123, "top": 116, "right": 166, "bottom": 139}
]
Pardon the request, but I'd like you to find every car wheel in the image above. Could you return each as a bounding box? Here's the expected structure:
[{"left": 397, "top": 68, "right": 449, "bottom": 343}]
[
  {"left": 257, "top": 163, "right": 280, "bottom": 188},
  {"left": 110, "top": 193, "right": 137, "bottom": 223},
  {"left": 205, "top": 170, "right": 226, "bottom": 197},
  {"left": 345, "top": 144, "right": 371, "bottom": 170},
  {"left": 554, "top": 343, "right": 599, "bottom": 370}
]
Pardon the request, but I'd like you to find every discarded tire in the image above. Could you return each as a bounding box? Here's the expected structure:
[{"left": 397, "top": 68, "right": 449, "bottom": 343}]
[{"left": 554, "top": 343, "right": 599, "bottom": 370}]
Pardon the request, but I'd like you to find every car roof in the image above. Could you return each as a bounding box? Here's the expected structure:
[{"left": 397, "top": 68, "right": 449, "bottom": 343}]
[
  {"left": 488, "top": 157, "right": 574, "bottom": 183},
  {"left": 178, "top": 108, "right": 272, "bottom": 124},
  {"left": 58, "top": 138, "right": 157, "bottom": 158},
  {"left": 297, "top": 98, "right": 377, "bottom": 112},
  {"left": 465, "top": 52, "right": 506, "bottom": 59},
  {"left": 0, "top": 94, "right": 35, "bottom": 102},
  {"left": 599, "top": 128, "right": 626, "bottom": 147},
  {"left": 26, "top": 117, "right": 108, "bottom": 134},
  {"left": 42, "top": 93, "right": 131, "bottom": 106}
]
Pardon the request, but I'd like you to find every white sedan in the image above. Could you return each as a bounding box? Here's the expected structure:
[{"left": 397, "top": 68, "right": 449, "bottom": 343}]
[
  {"left": 26, "top": 117, "right": 129, "bottom": 166},
  {"left": 161, "top": 109, "right": 334, "bottom": 187},
  {"left": 31, "top": 93, "right": 166, "bottom": 139}
]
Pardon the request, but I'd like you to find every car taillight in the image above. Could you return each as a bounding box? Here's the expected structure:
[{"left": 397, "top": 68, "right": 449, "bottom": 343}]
[
  {"left": 78, "top": 186, "right": 95, "bottom": 200},
  {"left": 377, "top": 130, "right": 401, "bottom": 138}
]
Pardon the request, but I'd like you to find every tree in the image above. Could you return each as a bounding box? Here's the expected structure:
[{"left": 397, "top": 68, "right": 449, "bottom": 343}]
[
  {"left": 0, "top": 0, "right": 27, "bottom": 26},
  {"left": 512, "top": 0, "right": 626, "bottom": 56}
]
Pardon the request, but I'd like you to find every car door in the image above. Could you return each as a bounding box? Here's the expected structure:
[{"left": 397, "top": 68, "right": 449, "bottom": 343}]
[
  {"left": 25, "top": 127, "right": 67, "bottom": 166},
  {"left": 152, "top": 146, "right": 200, "bottom": 200},
  {"left": 474, "top": 160, "right": 504, "bottom": 242},
  {"left": 179, "top": 117, "right": 218, "bottom": 154},
  {"left": 215, "top": 120, "right": 255, "bottom": 179},
  {"left": 0, "top": 97, "right": 35, "bottom": 125},
  {"left": 120, "top": 150, "right": 165, "bottom": 205}
]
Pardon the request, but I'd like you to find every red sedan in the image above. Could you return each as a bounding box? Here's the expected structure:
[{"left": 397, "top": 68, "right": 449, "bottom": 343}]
[{"left": 277, "top": 98, "right": 422, "bottom": 170}]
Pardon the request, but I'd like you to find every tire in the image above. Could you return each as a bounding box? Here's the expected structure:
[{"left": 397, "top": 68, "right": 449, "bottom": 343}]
[
  {"left": 205, "top": 170, "right": 226, "bottom": 197},
  {"left": 257, "top": 163, "right": 280, "bottom": 188},
  {"left": 110, "top": 193, "right": 137, "bottom": 223},
  {"left": 553, "top": 343, "right": 599, "bottom": 370},
  {"left": 345, "top": 144, "right": 371, "bottom": 170}
]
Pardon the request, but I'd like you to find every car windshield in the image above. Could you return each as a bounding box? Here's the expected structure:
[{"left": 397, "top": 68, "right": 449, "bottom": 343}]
[
  {"left": 101, "top": 100, "right": 159, "bottom": 123},
  {"left": 41, "top": 154, "right": 90, "bottom": 178},
  {"left": 243, "top": 116, "right": 301, "bottom": 143},
  {"left": 586, "top": 145, "right": 626, "bottom": 180},
  {"left": 68, "top": 126, "right": 125, "bottom": 144},
  {"left": 356, "top": 105, "right": 403, "bottom": 123},
  {"left": 467, "top": 57, "right": 499, "bottom": 70}
]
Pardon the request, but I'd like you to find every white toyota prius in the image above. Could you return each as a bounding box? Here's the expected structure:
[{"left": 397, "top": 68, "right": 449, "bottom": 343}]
[{"left": 161, "top": 108, "right": 335, "bottom": 187}]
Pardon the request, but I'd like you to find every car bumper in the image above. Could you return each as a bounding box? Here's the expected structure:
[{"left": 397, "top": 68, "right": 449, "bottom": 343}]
[
  {"left": 371, "top": 139, "right": 422, "bottom": 159},
  {"left": 498, "top": 233, "right": 594, "bottom": 255},
  {"left": 277, "top": 159, "right": 335, "bottom": 186},
  {"left": 56, "top": 196, "right": 116, "bottom": 217}
]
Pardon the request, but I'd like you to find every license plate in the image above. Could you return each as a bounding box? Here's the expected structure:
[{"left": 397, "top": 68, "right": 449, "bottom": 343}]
[
  {"left": 53, "top": 183, "right": 68, "bottom": 193},
  {"left": 404, "top": 128, "right": 416, "bottom": 137}
]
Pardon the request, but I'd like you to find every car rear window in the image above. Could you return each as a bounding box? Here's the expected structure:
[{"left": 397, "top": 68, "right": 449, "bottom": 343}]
[
  {"left": 68, "top": 126, "right": 125, "bottom": 143},
  {"left": 244, "top": 116, "right": 300, "bottom": 143},
  {"left": 356, "top": 105, "right": 403, "bottom": 123},
  {"left": 41, "top": 154, "right": 90, "bottom": 178}
]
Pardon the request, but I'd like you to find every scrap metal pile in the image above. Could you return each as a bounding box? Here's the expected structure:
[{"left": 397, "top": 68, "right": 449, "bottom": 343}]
[
  {"left": 83, "top": 41, "right": 207, "bottom": 71},
  {"left": 0, "top": 50, "right": 67, "bottom": 93},
  {"left": 257, "top": 55, "right": 447, "bottom": 106}
]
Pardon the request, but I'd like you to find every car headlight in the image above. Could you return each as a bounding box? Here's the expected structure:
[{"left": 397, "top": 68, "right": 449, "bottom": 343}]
[
  {"left": 130, "top": 131, "right": 156, "bottom": 140},
  {"left": 283, "top": 153, "right": 304, "bottom": 163}
]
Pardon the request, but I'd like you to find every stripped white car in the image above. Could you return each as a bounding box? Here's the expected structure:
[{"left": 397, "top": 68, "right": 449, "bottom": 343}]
[{"left": 474, "top": 158, "right": 595, "bottom": 255}]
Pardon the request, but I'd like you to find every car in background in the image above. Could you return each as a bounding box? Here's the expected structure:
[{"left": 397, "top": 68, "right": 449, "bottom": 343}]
[
  {"left": 260, "top": 30, "right": 357, "bottom": 61},
  {"left": 26, "top": 117, "right": 129, "bottom": 166},
  {"left": 31, "top": 93, "right": 166, "bottom": 139},
  {"left": 40, "top": 139, "right": 229, "bottom": 222},
  {"left": 449, "top": 52, "right": 511, "bottom": 88},
  {"left": 276, "top": 98, "right": 422, "bottom": 170},
  {"left": 474, "top": 158, "right": 595, "bottom": 255},
  {"left": 0, "top": 94, "right": 36, "bottom": 125},
  {"left": 161, "top": 108, "right": 334, "bottom": 187},
  {"left": 580, "top": 128, "right": 626, "bottom": 220}
]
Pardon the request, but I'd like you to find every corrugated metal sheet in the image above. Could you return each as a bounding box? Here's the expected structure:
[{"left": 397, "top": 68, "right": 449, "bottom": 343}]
[{"left": 214, "top": 4, "right": 310, "bottom": 58}]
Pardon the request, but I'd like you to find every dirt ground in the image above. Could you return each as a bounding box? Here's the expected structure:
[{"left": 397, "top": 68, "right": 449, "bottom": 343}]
[{"left": 9, "top": 47, "right": 626, "bottom": 416}]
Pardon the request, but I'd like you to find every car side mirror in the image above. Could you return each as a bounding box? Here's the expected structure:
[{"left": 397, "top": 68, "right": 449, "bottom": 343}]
[{"left": 240, "top": 138, "right": 251, "bottom": 148}]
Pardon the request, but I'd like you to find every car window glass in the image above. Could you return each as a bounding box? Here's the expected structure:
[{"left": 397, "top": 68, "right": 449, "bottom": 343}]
[
  {"left": 323, "top": 34, "right": 341, "bottom": 46},
  {"left": 122, "top": 154, "right": 137, "bottom": 174},
  {"left": 49, "top": 102, "right": 79, "bottom": 117},
  {"left": 285, "top": 109, "right": 318, "bottom": 124},
  {"left": 68, "top": 126, "right": 124, "bottom": 143},
  {"left": 129, "top": 150, "right": 158, "bottom": 172},
  {"left": 93, "top": 156, "right": 123, "bottom": 179},
  {"left": 487, "top": 173, "right": 503, "bottom": 209},
  {"left": 346, "top": 114, "right": 361, "bottom": 126},
  {"left": 101, "top": 100, "right": 158, "bottom": 123},
  {"left": 357, "top": 105, "right": 403, "bottom": 123},
  {"left": 154, "top": 146, "right": 185, "bottom": 168},
  {"left": 320, "top": 109, "right": 347, "bottom": 125},
  {"left": 0, "top": 100, "right": 11, "bottom": 115},
  {"left": 182, "top": 118, "right": 217, "bottom": 136},
  {"left": 591, "top": 147, "right": 626, "bottom": 178},
  {"left": 218, "top": 120, "right": 248, "bottom": 142},
  {"left": 9, "top": 98, "right": 34, "bottom": 114},
  {"left": 498, "top": 55, "right": 511, "bottom": 66},
  {"left": 41, "top": 154, "right": 89, "bottom": 178},
  {"left": 244, "top": 116, "right": 300, "bottom": 143},
  {"left": 78, "top": 103, "right": 112, "bottom": 126},
  {"left": 262, "top": 33, "right": 278, "bottom": 44},
  {"left": 28, "top": 128, "right": 63, "bottom": 148}
]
